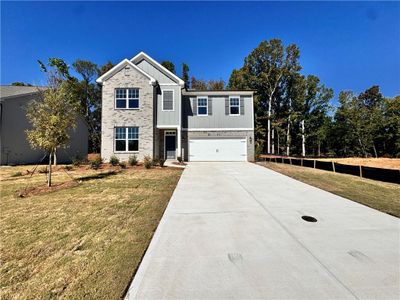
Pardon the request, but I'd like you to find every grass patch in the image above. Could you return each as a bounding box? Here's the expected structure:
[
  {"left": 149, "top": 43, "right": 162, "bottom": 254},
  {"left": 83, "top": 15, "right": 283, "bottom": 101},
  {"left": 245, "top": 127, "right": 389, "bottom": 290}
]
[
  {"left": 0, "top": 165, "right": 182, "bottom": 299},
  {"left": 258, "top": 162, "right": 400, "bottom": 218}
]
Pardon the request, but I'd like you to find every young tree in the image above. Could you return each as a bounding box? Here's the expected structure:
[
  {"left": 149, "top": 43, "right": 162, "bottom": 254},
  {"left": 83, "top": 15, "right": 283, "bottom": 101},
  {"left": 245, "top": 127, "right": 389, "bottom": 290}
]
[
  {"left": 26, "top": 73, "right": 78, "bottom": 186},
  {"left": 182, "top": 63, "right": 190, "bottom": 88},
  {"left": 161, "top": 61, "right": 176, "bottom": 74}
]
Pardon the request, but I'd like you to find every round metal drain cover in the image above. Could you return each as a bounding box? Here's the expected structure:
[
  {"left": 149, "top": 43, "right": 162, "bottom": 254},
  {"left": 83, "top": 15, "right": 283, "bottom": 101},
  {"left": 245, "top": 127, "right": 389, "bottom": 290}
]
[{"left": 301, "top": 215, "right": 317, "bottom": 222}]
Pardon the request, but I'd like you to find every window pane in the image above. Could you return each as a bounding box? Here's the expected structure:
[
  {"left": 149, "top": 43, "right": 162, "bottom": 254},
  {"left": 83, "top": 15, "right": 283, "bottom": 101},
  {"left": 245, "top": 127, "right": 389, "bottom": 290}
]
[
  {"left": 230, "top": 98, "right": 239, "bottom": 106},
  {"left": 198, "top": 98, "right": 207, "bottom": 106},
  {"left": 115, "top": 127, "right": 126, "bottom": 139},
  {"left": 128, "top": 127, "right": 139, "bottom": 139},
  {"left": 128, "top": 140, "right": 139, "bottom": 151},
  {"left": 198, "top": 107, "right": 207, "bottom": 115},
  {"left": 116, "top": 140, "right": 126, "bottom": 151},
  {"left": 116, "top": 89, "right": 126, "bottom": 98},
  {"left": 230, "top": 106, "right": 239, "bottom": 115},
  {"left": 129, "top": 88, "right": 139, "bottom": 98},
  {"left": 163, "top": 91, "right": 174, "bottom": 110},
  {"left": 128, "top": 99, "right": 139, "bottom": 108},
  {"left": 116, "top": 99, "right": 126, "bottom": 108}
]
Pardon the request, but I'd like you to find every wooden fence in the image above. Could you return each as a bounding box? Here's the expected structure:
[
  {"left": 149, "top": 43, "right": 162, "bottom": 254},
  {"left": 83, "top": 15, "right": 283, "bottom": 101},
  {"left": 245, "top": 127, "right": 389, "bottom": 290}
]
[{"left": 259, "top": 155, "right": 400, "bottom": 184}]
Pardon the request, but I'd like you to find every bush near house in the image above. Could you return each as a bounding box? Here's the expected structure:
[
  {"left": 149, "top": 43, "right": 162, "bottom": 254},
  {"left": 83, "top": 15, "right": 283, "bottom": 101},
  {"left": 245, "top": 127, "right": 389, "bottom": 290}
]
[{"left": 109, "top": 155, "right": 120, "bottom": 166}]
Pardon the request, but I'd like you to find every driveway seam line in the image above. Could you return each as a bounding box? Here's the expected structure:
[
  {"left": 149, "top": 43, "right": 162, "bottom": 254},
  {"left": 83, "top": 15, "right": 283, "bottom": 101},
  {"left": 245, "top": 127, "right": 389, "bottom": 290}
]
[{"left": 232, "top": 173, "right": 360, "bottom": 300}]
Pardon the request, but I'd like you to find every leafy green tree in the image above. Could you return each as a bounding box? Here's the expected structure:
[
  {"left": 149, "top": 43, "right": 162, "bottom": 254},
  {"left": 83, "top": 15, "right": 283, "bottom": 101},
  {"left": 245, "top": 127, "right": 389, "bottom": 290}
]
[
  {"left": 26, "top": 71, "right": 78, "bottom": 186},
  {"left": 72, "top": 60, "right": 102, "bottom": 152},
  {"left": 161, "top": 61, "right": 175, "bottom": 74},
  {"left": 228, "top": 39, "right": 301, "bottom": 154},
  {"left": 98, "top": 61, "right": 114, "bottom": 76},
  {"left": 182, "top": 63, "right": 190, "bottom": 88}
]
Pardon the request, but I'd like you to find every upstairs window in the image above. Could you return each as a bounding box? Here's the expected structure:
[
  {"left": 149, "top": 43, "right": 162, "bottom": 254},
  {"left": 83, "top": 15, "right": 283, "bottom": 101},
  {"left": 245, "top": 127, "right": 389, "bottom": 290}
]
[
  {"left": 162, "top": 90, "right": 174, "bottom": 111},
  {"left": 115, "top": 127, "right": 139, "bottom": 152},
  {"left": 115, "top": 88, "right": 139, "bottom": 109},
  {"left": 229, "top": 96, "right": 240, "bottom": 115},
  {"left": 197, "top": 97, "right": 208, "bottom": 116}
]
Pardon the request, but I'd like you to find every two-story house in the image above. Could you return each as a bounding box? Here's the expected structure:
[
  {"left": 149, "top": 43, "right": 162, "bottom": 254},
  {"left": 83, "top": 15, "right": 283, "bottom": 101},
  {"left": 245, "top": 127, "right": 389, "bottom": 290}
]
[{"left": 97, "top": 52, "right": 254, "bottom": 162}]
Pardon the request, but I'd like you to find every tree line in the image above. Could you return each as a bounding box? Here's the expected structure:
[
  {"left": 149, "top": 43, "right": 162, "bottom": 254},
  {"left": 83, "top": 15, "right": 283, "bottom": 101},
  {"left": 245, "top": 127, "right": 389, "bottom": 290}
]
[
  {"left": 226, "top": 39, "right": 399, "bottom": 158},
  {"left": 20, "top": 39, "right": 399, "bottom": 166}
]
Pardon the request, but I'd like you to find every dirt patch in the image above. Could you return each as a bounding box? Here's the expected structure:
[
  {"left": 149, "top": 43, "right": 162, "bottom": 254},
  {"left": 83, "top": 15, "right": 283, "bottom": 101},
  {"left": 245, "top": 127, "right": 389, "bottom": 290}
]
[
  {"left": 260, "top": 155, "right": 400, "bottom": 170},
  {"left": 319, "top": 158, "right": 400, "bottom": 170},
  {"left": 17, "top": 181, "right": 80, "bottom": 198}
]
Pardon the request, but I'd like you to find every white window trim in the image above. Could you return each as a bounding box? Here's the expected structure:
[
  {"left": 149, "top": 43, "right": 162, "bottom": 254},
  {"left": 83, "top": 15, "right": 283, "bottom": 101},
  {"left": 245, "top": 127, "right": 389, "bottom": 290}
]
[
  {"left": 162, "top": 89, "right": 175, "bottom": 112},
  {"left": 197, "top": 96, "right": 208, "bottom": 116},
  {"left": 229, "top": 96, "right": 240, "bottom": 116},
  {"left": 114, "top": 88, "right": 140, "bottom": 110},
  {"left": 114, "top": 127, "right": 139, "bottom": 153}
]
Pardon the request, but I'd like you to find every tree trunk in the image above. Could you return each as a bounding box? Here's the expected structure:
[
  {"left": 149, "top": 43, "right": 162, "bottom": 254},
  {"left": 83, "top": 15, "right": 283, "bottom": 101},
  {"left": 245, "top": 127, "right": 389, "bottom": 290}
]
[
  {"left": 358, "top": 138, "right": 367, "bottom": 157},
  {"left": 286, "top": 117, "right": 291, "bottom": 156},
  {"left": 271, "top": 128, "right": 275, "bottom": 154},
  {"left": 277, "top": 131, "right": 280, "bottom": 155},
  {"left": 318, "top": 142, "right": 321, "bottom": 157},
  {"left": 301, "top": 120, "right": 306, "bottom": 157},
  {"left": 48, "top": 150, "right": 52, "bottom": 187},
  {"left": 372, "top": 143, "right": 378, "bottom": 158},
  {"left": 267, "top": 96, "right": 272, "bottom": 154},
  {"left": 53, "top": 148, "right": 57, "bottom": 166}
]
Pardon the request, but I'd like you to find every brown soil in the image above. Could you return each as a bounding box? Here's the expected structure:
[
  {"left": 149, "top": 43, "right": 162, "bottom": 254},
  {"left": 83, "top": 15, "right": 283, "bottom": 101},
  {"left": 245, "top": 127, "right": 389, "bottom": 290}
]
[
  {"left": 260, "top": 155, "right": 400, "bottom": 170},
  {"left": 17, "top": 181, "right": 80, "bottom": 198}
]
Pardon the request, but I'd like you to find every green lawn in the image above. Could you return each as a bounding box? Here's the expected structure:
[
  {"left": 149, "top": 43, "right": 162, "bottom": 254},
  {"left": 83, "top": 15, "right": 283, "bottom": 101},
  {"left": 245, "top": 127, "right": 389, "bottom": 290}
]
[
  {"left": 258, "top": 161, "right": 400, "bottom": 218},
  {"left": 0, "top": 165, "right": 182, "bottom": 299}
]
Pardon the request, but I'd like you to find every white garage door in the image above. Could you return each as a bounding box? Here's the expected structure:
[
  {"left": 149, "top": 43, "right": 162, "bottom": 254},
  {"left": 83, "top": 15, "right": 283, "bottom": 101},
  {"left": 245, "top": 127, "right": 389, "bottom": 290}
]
[{"left": 189, "top": 138, "right": 247, "bottom": 161}]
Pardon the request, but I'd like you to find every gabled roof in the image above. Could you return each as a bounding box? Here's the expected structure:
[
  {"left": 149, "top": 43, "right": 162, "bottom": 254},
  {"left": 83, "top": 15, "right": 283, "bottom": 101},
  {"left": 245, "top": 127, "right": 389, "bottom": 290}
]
[
  {"left": 96, "top": 59, "right": 156, "bottom": 85},
  {"left": 0, "top": 85, "right": 46, "bottom": 100},
  {"left": 131, "top": 52, "right": 185, "bottom": 86}
]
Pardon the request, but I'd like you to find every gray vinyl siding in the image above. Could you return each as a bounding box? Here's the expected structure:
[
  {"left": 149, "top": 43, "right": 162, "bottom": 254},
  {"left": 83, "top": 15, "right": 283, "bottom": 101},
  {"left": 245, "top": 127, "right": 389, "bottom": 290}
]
[
  {"left": 157, "top": 85, "right": 181, "bottom": 126},
  {"left": 182, "top": 95, "right": 253, "bottom": 129},
  {"left": 0, "top": 94, "right": 88, "bottom": 165},
  {"left": 136, "top": 59, "right": 176, "bottom": 84}
]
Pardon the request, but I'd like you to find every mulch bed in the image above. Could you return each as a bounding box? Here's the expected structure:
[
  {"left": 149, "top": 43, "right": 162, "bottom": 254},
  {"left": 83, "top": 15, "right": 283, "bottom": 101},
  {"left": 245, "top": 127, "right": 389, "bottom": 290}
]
[{"left": 17, "top": 181, "right": 80, "bottom": 198}]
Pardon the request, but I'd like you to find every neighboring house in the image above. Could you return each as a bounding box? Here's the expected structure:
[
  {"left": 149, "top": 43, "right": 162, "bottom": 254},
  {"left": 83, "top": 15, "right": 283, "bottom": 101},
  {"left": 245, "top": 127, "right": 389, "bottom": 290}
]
[
  {"left": 97, "top": 52, "right": 255, "bottom": 162},
  {"left": 0, "top": 86, "right": 88, "bottom": 165}
]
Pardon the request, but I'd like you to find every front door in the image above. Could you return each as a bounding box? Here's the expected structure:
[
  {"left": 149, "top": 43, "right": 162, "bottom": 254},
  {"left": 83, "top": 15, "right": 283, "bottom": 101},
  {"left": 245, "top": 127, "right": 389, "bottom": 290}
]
[{"left": 165, "top": 131, "right": 176, "bottom": 159}]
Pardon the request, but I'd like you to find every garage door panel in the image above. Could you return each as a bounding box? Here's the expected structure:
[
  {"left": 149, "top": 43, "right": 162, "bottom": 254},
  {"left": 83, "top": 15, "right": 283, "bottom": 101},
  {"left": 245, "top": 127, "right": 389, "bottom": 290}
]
[{"left": 189, "top": 138, "right": 247, "bottom": 161}]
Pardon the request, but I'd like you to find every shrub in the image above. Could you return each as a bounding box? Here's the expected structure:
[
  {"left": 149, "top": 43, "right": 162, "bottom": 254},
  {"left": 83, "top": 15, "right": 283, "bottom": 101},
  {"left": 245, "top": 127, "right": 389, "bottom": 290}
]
[
  {"left": 152, "top": 157, "right": 159, "bottom": 166},
  {"left": 38, "top": 167, "right": 48, "bottom": 174},
  {"left": 128, "top": 155, "right": 138, "bottom": 166},
  {"left": 64, "top": 165, "right": 73, "bottom": 171},
  {"left": 72, "top": 156, "right": 83, "bottom": 166},
  {"left": 159, "top": 158, "right": 166, "bottom": 167},
  {"left": 11, "top": 171, "right": 23, "bottom": 177},
  {"left": 177, "top": 156, "right": 183, "bottom": 163},
  {"left": 90, "top": 160, "right": 101, "bottom": 170},
  {"left": 143, "top": 155, "right": 152, "bottom": 169},
  {"left": 109, "top": 155, "right": 119, "bottom": 166},
  {"left": 119, "top": 161, "right": 127, "bottom": 169},
  {"left": 88, "top": 155, "right": 102, "bottom": 170}
]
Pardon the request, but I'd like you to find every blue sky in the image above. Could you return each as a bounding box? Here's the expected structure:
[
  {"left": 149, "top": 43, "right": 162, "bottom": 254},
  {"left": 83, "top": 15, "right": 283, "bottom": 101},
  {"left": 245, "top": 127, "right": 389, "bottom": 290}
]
[{"left": 1, "top": 1, "right": 399, "bottom": 102}]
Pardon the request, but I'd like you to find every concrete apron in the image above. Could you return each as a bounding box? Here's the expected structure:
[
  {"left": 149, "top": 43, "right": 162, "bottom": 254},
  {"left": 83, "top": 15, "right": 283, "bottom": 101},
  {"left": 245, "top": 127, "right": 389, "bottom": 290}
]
[{"left": 125, "top": 162, "right": 400, "bottom": 300}]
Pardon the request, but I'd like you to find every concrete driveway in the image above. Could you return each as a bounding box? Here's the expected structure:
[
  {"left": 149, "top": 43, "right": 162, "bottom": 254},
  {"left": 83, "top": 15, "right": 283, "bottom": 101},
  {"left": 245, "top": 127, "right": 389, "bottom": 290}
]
[{"left": 126, "top": 162, "right": 399, "bottom": 299}]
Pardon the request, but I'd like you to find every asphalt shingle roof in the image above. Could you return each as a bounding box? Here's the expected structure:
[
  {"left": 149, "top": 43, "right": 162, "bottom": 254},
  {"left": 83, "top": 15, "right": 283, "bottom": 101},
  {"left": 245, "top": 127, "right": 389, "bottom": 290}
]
[{"left": 0, "top": 85, "right": 45, "bottom": 100}]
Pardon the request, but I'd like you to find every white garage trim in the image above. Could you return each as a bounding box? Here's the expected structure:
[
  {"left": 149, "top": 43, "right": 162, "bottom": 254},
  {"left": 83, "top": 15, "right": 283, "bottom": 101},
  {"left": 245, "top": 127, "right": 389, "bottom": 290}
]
[
  {"left": 189, "top": 138, "right": 247, "bottom": 162},
  {"left": 183, "top": 128, "right": 253, "bottom": 131}
]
